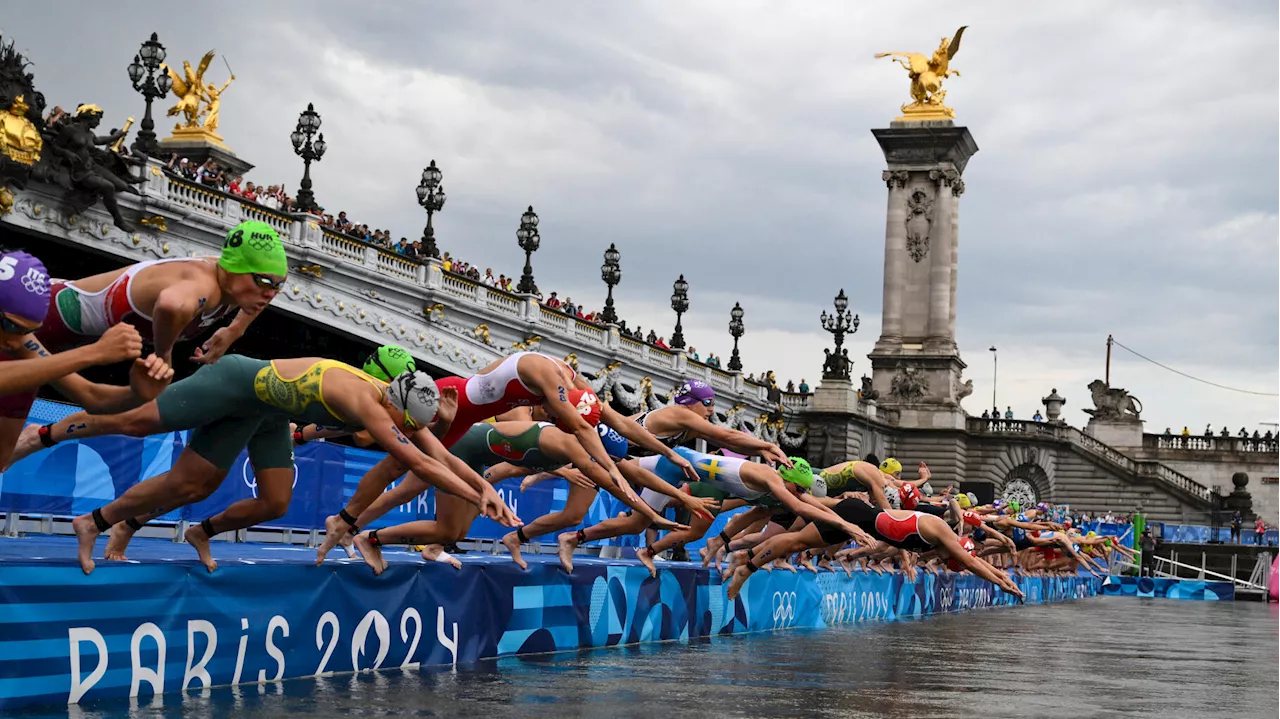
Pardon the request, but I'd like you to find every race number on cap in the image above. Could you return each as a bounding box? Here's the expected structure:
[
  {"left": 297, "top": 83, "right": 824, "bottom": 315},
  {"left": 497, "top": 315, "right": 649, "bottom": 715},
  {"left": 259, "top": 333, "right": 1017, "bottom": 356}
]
[{"left": 556, "top": 388, "right": 602, "bottom": 431}]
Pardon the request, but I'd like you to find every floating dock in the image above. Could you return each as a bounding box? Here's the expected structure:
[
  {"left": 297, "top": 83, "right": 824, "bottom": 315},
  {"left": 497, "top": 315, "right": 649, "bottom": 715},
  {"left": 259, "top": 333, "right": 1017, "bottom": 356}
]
[{"left": 0, "top": 535, "right": 1100, "bottom": 711}]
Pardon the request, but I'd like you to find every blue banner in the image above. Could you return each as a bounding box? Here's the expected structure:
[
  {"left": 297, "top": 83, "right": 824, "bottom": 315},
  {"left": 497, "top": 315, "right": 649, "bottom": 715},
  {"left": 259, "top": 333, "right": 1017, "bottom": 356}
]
[
  {"left": 1100, "top": 575, "right": 1234, "bottom": 600},
  {"left": 0, "top": 549, "right": 1100, "bottom": 712}
]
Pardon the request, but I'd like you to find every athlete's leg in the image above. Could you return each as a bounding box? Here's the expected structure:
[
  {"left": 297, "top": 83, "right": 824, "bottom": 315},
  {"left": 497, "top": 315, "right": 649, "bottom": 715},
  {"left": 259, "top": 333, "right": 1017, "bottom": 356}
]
[
  {"left": 638, "top": 512, "right": 714, "bottom": 577},
  {"left": 13, "top": 402, "right": 164, "bottom": 463},
  {"left": 701, "top": 504, "right": 766, "bottom": 566},
  {"left": 726, "top": 524, "right": 826, "bottom": 599},
  {"left": 556, "top": 510, "right": 651, "bottom": 572},
  {"left": 504, "top": 483, "right": 597, "bottom": 570},
  {"left": 69, "top": 448, "right": 226, "bottom": 574},
  {"left": 317, "top": 455, "right": 407, "bottom": 563},
  {"left": 0, "top": 415, "right": 28, "bottom": 470},
  {"left": 353, "top": 521, "right": 463, "bottom": 575}
]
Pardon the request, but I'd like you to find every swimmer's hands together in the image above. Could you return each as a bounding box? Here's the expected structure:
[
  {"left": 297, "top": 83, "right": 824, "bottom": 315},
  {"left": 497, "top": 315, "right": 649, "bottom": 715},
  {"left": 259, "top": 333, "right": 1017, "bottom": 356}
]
[
  {"left": 93, "top": 322, "right": 143, "bottom": 364},
  {"left": 841, "top": 522, "right": 874, "bottom": 546},
  {"left": 559, "top": 467, "right": 596, "bottom": 491},
  {"left": 681, "top": 493, "right": 720, "bottom": 521},
  {"left": 672, "top": 454, "right": 699, "bottom": 483},
  {"left": 649, "top": 516, "right": 690, "bottom": 532},
  {"left": 479, "top": 486, "right": 521, "bottom": 528},
  {"left": 434, "top": 385, "right": 458, "bottom": 428},
  {"left": 762, "top": 445, "right": 791, "bottom": 467},
  {"left": 190, "top": 326, "right": 236, "bottom": 364},
  {"left": 918, "top": 462, "right": 931, "bottom": 482},
  {"left": 130, "top": 354, "right": 175, "bottom": 400}
]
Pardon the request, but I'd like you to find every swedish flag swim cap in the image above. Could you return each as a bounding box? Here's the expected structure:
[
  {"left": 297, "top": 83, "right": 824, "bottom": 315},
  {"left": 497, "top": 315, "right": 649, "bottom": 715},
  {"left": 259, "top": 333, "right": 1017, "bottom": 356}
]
[
  {"left": 779, "top": 457, "right": 815, "bottom": 490},
  {"left": 363, "top": 344, "right": 416, "bottom": 382},
  {"left": 219, "top": 220, "right": 288, "bottom": 277}
]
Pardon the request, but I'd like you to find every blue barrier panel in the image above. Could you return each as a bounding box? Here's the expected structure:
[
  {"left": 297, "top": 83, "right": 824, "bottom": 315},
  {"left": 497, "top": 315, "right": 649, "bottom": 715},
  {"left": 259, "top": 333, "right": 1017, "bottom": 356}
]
[
  {"left": 1100, "top": 575, "right": 1234, "bottom": 600},
  {"left": 0, "top": 536, "right": 1100, "bottom": 712}
]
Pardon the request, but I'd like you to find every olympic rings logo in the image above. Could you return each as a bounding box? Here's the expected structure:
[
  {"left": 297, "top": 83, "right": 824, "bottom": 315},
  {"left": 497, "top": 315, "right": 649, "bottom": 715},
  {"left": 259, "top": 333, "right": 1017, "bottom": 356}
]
[
  {"left": 771, "top": 591, "right": 797, "bottom": 629},
  {"left": 242, "top": 460, "right": 299, "bottom": 498}
]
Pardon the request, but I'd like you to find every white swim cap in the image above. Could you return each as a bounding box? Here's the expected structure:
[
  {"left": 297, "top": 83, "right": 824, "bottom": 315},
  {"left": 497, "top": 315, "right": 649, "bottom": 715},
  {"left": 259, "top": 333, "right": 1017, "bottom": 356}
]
[
  {"left": 811, "top": 476, "right": 828, "bottom": 499},
  {"left": 387, "top": 370, "right": 439, "bottom": 429}
]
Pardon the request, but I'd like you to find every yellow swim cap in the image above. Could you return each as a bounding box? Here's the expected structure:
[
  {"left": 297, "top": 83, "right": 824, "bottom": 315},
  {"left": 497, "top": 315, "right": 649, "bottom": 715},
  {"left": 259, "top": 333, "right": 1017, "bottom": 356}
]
[
  {"left": 957, "top": 493, "right": 972, "bottom": 509},
  {"left": 879, "top": 458, "right": 903, "bottom": 476}
]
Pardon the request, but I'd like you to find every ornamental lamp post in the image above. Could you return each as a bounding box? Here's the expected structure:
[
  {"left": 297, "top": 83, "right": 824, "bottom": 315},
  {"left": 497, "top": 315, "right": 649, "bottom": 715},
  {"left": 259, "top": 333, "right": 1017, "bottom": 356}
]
[
  {"left": 415, "top": 159, "right": 446, "bottom": 259},
  {"left": 727, "top": 302, "right": 745, "bottom": 372},
  {"left": 127, "top": 32, "right": 172, "bottom": 157},
  {"left": 989, "top": 346, "right": 999, "bottom": 416},
  {"left": 290, "top": 103, "right": 325, "bottom": 213},
  {"left": 599, "top": 243, "right": 621, "bottom": 324},
  {"left": 670, "top": 275, "right": 690, "bottom": 349},
  {"left": 819, "top": 288, "right": 860, "bottom": 380},
  {"left": 516, "top": 205, "right": 540, "bottom": 295}
]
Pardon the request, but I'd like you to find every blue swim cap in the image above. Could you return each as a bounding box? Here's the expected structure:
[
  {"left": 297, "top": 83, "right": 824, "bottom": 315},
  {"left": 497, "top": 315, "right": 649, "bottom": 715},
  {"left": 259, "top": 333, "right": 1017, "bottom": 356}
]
[{"left": 598, "top": 424, "right": 628, "bottom": 459}]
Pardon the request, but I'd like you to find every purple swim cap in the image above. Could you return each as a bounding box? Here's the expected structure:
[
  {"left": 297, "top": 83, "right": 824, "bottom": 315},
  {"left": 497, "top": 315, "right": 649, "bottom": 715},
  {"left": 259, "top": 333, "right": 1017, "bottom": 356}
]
[
  {"left": 0, "top": 250, "right": 51, "bottom": 325},
  {"left": 674, "top": 379, "right": 715, "bottom": 406}
]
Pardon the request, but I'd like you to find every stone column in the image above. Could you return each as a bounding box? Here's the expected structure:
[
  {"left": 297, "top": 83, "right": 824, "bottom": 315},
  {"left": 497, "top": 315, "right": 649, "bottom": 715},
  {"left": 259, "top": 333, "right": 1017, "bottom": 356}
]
[
  {"left": 876, "top": 170, "right": 910, "bottom": 351},
  {"left": 925, "top": 169, "right": 959, "bottom": 353}
]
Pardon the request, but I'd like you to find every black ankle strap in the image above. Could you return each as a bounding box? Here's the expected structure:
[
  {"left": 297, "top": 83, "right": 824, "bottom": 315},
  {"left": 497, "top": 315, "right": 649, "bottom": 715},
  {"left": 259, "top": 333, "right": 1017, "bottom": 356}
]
[
  {"left": 91, "top": 508, "right": 111, "bottom": 532},
  {"left": 38, "top": 424, "right": 57, "bottom": 448},
  {"left": 125, "top": 517, "right": 145, "bottom": 531},
  {"left": 200, "top": 517, "right": 217, "bottom": 538}
]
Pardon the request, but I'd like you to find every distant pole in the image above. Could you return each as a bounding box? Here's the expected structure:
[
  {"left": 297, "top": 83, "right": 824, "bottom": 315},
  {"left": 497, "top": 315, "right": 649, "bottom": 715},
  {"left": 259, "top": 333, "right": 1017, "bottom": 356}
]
[
  {"left": 989, "top": 346, "right": 997, "bottom": 412},
  {"left": 1105, "top": 334, "right": 1113, "bottom": 386}
]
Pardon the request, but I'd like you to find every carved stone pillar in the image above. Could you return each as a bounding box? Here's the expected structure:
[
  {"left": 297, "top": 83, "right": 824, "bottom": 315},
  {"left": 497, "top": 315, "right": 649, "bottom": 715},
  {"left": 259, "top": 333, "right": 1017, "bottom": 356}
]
[
  {"left": 877, "top": 170, "right": 910, "bottom": 351},
  {"left": 925, "top": 168, "right": 959, "bottom": 353},
  {"left": 866, "top": 121, "right": 978, "bottom": 430}
]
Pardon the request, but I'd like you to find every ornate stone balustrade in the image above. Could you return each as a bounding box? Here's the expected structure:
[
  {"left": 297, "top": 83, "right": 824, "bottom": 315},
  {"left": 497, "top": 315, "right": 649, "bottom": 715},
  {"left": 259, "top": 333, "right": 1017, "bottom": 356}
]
[
  {"left": 966, "top": 418, "right": 1213, "bottom": 504},
  {"left": 1144, "top": 433, "right": 1279, "bottom": 455},
  {"left": 1, "top": 160, "right": 801, "bottom": 434}
]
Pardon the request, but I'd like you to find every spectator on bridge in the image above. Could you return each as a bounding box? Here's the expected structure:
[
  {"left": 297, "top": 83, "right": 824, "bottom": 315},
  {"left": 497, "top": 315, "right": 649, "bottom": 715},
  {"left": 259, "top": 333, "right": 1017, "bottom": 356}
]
[
  {"left": 1238, "top": 427, "right": 1248, "bottom": 438},
  {"left": 981, "top": 409, "right": 990, "bottom": 419},
  {"left": 1252, "top": 430, "right": 1261, "bottom": 440},
  {"left": 654, "top": 336, "right": 669, "bottom": 349},
  {"left": 785, "top": 380, "right": 795, "bottom": 392},
  {"left": 1032, "top": 410, "right": 1044, "bottom": 422},
  {"left": 1221, "top": 426, "right": 1230, "bottom": 437},
  {"left": 1140, "top": 529, "right": 1158, "bottom": 576},
  {"left": 1181, "top": 426, "right": 1190, "bottom": 436},
  {"left": 1204, "top": 424, "right": 1213, "bottom": 437},
  {"left": 799, "top": 378, "right": 809, "bottom": 393},
  {"left": 1163, "top": 427, "right": 1171, "bottom": 435},
  {"left": 688, "top": 347, "right": 700, "bottom": 361},
  {"left": 1266, "top": 430, "right": 1274, "bottom": 441},
  {"left": 1230, "top": 510, "right": 1243, "bottom": 543},
  {"left": 645, "top": 329, "right": 658, "bottom": 345},
  {"left": 1004, "top": 407, "right": 1014, "bottom": 420},
  {"left": 1255, "top": 518, "right": 1267, "bottom": 545}
]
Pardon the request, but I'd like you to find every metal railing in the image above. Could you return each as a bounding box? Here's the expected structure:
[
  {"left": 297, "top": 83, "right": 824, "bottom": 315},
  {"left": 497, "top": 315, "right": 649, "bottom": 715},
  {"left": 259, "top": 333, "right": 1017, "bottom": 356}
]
[{"left": 1112, "top": 552, "right": 1267, "bottom": 591}]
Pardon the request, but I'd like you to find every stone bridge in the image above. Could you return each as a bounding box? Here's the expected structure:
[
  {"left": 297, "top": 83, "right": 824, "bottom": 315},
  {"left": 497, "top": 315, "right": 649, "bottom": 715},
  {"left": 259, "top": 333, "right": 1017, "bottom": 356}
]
[{"left": 0, "top": 160, "right": 808, "bottom": 449}]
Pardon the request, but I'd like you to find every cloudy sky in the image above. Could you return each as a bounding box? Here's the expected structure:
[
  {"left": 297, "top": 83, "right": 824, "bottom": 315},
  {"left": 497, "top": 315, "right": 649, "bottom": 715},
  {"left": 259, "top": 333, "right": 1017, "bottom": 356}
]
[{"left": 5, "top": 1, "right": 1277, "bottom": 432}]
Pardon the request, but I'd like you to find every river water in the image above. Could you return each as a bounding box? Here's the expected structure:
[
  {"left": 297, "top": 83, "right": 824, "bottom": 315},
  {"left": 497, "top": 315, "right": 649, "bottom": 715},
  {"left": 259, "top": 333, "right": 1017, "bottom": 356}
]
[{"left": 26, "top": 596, "right": 1278, "bottom": 719}]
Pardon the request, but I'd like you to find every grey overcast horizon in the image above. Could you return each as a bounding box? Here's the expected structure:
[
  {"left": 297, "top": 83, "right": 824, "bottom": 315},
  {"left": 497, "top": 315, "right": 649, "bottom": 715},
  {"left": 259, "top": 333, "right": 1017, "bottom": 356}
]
[{"left": 4, "top": 1, "right": 1277, "bottom": 432}]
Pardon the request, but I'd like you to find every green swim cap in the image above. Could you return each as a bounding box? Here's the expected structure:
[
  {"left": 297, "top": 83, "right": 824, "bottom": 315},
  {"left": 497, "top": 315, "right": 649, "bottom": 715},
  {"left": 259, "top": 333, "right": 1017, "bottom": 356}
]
[
  {"left": 1008, "top": 501, "right": 1021, "bottom": 512},
  {"left": 363, "top": 344, "right": 416, "bottom": 382},
  {"left": 779, "top": 457, "right": 814, "bottom": 490},
  {"left": 219, "top": 220, "right": 288, "bottom": 277}
]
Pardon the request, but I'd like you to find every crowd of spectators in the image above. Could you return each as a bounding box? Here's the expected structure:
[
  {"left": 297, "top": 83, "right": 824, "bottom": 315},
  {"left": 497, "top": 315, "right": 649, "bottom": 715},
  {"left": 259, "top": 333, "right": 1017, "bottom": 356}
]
[
  {"left": 980, "top": 406, "right": 1045, "bottom": 422},
  {"left": 158, "top": 149, "right": 815, "bottom": 390},
  {"left": 1169, "top": 426, "right": 1276, "bottom": 443}
]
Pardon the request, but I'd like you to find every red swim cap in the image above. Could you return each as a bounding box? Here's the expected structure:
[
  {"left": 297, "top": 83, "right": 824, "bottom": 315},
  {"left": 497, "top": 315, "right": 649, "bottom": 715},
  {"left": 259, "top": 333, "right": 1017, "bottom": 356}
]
[
  {"left": 946, "top": 536, "right": 978, "bottom": 571},
  {"left": 962, "top": 511, "right": 983, "bottom": 528},
  {"left": 555, "top": 388, "right": 602, "bottom": 431},
  {"left": 899, "top": 483, "right": 920, "bottom": 510}
]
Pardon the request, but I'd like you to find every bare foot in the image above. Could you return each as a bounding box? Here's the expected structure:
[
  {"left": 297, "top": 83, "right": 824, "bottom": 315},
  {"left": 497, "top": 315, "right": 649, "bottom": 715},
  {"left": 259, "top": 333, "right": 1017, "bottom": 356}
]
[
  {"left": 800, "top": 556, "right": 819, "bottom": 573},
  {"left": 502, "top": 531, "right": 528, "bottom": 570},
  {"left": 10, "top": 424, "right": 43, "bottom": 465},
  {"left": 315, "top": 514, "right": 351, "bottom": 565},
  {"left": 420, "top": 544, "right": 462, "bottom": 569},
  {"left": 775, "top": 558, "right": 797, "bottom": 573},
  {"left": 725, "top": 565, "right": 750, "bottom": 601},
  {"left": 339, "top": 532, "right": 356, "bottom": 558},
  {"left": 103, "top": 522, "right": 138, "bottom": 561},
  {"left": 557, "top": 532, "right": 578, "bottom": 572},
  {"left": 701, "top": 536, "right": 724, "bottom": 568},
  {"left": 184, "top": 525, "right": 218, "bottom": 573},
  {"left": 354, "top": 532, "right": 387, "bottom": 575},
  {"left": 637, "top": 548, "right": 657, "bottom": 578},
  {"left": 818, "top": 557, "right": 834, "bottom": 573},
  {"left": 71, "top": 514, "right": 101, "bottom": 575}
]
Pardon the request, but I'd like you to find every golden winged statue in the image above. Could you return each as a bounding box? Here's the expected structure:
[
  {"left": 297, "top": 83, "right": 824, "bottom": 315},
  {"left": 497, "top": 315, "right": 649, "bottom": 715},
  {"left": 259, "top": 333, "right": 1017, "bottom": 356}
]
[
  {"left": 875, "top": 26, "right": 967, "bottom": 120},
  {"left": 163, "top": 51, "right": 216, "bottom": 129}
]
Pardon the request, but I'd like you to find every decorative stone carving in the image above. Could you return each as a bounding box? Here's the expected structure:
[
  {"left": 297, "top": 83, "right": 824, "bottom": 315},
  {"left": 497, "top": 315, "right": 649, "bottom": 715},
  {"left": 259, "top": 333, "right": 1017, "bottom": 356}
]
[
  {"left": 889, "top": 366, "right": 929, "bottom": 403},
  {"left": 881, "top": 169, "right": 909, "bottom": 188},
  {"left": 955, "top": 376, "right": 974, "bottom": 401},
  {"left": 1084, "top": 379, "right": 1142, "bottom": 421},
  {"left": 859, "top": 374, "right": 880, "bottom": 402},
  {"left": 822, "top": 347, "right": 854, "bottom": 381},
  {"left": 904, "top": 188, "right": 933, "bottom": 262}
]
